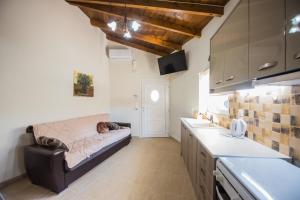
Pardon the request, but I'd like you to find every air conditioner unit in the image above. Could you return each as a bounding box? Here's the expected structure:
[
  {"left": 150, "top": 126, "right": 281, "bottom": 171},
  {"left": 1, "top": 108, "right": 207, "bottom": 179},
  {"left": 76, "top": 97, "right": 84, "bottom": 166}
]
[{"left": 108, "top": 48, "right": 133, "bottom": 60}]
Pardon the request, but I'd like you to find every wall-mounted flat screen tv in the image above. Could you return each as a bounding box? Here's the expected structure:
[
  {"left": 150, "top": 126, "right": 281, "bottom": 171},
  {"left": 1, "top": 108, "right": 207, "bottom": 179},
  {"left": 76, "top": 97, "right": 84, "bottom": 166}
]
[{"left": 158, "top": 50, "right": 187, "bottom": 75}]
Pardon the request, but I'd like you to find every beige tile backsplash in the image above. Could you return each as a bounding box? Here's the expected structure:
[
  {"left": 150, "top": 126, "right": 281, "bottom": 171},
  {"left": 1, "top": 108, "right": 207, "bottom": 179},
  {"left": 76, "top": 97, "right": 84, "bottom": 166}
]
[{"left": 212, "top": 86, "right": 300, "bottom": 165}]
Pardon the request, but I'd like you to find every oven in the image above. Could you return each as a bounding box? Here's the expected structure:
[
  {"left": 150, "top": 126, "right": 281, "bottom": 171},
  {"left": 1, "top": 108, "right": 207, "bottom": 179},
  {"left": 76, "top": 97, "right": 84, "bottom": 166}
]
[
  {"left": 214, "top": 167, "right": 241, "bottom": 200},
  {"left": 214, "top": 159, "right": 256, "bottom": 200}
]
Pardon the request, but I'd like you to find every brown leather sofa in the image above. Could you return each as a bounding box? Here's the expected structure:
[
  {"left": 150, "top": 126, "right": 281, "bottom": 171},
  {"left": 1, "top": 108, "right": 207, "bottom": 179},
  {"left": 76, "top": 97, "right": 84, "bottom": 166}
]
[{"left": 24, "top": 121, "right": 131, "bottom": 193}]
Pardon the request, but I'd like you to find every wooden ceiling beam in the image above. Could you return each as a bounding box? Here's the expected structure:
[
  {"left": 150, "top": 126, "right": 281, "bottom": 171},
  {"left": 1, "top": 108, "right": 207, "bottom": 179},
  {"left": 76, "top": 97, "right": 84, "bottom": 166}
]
[
  {"left": 91, "top": 19, "right": 182, "bottom": 51},
  {"left": 106, "top": 34, "right": 169, "bottom": 57},
  {"left": 67, "top": 2, "right": 199, "bottom": 37},
  {"left": 67, "top": 0, "right": 223, "bottom": 16}
]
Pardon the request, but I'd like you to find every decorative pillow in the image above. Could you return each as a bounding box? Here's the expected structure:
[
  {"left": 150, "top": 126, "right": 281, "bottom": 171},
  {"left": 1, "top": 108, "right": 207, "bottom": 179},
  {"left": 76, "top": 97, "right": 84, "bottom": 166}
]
[
  {"left": 106, "top": 122, "right": 120, "bottom": 131},
  {"left": 38, "top": 136, "right": 69, "bottom": 152},
  {"left": 97, "top": 122, "right": 109, "bottom": 134}
]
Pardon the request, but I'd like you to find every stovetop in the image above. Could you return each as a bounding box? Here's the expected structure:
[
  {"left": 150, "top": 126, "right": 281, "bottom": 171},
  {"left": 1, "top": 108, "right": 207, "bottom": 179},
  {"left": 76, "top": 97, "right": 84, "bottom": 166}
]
[{"left": 219, "top": 157, "right": 300, "bottom": 200}]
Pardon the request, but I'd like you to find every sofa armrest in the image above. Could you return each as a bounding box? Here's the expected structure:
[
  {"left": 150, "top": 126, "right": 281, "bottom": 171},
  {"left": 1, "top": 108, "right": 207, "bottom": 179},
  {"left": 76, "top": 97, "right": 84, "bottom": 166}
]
[
  {"left": 24, "top": 145, "right": 66, "bottom": 193},
  {"left": 114, "top": 122, "right": 131, "bottom": 128},
  {"left": 26, "top": 125, "right": 38, "bottom": 144}
]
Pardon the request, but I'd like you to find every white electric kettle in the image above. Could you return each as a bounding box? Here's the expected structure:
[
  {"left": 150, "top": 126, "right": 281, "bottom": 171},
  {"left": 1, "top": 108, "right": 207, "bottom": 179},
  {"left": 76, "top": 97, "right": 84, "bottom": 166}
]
[{"left": 230, "top": 119, "right": 247, "bottom": 138}]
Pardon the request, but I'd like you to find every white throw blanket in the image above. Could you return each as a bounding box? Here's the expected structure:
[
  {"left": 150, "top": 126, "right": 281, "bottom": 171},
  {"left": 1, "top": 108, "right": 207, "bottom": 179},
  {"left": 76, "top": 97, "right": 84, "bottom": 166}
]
[
  {"left": 65, "top": 128, "right": 130, "bottom": 168},
  {"left": 32, "top": 114, "right": 130, "bottom": 168}
]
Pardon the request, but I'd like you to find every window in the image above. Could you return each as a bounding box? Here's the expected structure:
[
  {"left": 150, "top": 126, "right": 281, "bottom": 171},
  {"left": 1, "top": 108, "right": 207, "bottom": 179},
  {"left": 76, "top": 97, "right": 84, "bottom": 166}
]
[
  {"left": 199, "top": 69, "right": 229, "bottom": 116},
  {"left": 198, "top": 69, "right": 210, "bottom": 114},
  {"left": 150, "top": 90, "right": 160, "bottom": 102}
]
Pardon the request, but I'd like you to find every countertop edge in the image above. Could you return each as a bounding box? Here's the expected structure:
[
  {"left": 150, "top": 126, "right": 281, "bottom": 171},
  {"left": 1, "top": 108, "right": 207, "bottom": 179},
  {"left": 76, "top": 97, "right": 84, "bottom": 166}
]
[{"left": 181, "top": 118, "right": 291, "bottom": 160}]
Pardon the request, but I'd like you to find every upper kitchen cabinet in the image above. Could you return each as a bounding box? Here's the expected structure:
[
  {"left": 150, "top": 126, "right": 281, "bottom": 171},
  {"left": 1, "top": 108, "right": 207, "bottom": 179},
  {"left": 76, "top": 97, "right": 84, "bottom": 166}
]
[
  {"left": 223, "top": 0, "right": 249, "bottom": 86},
  {"left": 210, "top": 0, "right": 249, "bottom": 91},
  {"left": 286, "top": 0, "right": 300, "bottom": 72},
  {"left": 210, "top": 27, "right": 225, "bottom": 89},
  {"left": 249, "top": 0, "right": 286, "bottom": 79}
]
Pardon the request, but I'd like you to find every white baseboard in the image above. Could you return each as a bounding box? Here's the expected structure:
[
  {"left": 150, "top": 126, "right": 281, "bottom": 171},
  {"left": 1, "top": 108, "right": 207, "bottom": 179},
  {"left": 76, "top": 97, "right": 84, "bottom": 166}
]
[{"left": 170, "top": 133, "right": 180, "bottom": 142}]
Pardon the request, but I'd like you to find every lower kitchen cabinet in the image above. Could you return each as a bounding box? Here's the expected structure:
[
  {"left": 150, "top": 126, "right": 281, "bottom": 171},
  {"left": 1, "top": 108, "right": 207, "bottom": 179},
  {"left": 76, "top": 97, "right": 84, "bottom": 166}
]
[
  {"left": 181, "top": 123, "right": 216, "bottom": 200},
  {"left": 188, "top": 129, "right": 197, "bottom": 188},
  {"left": 196, "top": 141, "right": 215, "bottom": 200},
  {"left": 181, "top": 123, "right": 187, "bottom": 164}
]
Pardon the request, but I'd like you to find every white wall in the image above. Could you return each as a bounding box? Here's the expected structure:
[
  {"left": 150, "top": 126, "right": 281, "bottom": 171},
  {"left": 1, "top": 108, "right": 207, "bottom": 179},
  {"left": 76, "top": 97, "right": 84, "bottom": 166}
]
[
  {"left": 0, "top": 0, "right": 110, "bottom": 183},
  {"left": 109, "top": 42, "right": 169, "bottom": 136},
  {"left": 169, "top": 0, "right": 240, "bottom": 141}
]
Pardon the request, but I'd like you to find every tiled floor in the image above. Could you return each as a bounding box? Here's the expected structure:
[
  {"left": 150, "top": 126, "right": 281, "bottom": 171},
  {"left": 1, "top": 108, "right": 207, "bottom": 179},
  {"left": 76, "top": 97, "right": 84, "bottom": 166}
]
[{"left": 0, "top": 138, "right": 196, "bottom": 200}]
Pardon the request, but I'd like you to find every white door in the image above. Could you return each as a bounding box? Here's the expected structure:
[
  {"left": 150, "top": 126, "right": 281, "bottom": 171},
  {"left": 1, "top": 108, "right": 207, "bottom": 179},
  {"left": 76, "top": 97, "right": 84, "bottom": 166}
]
[{"left": 141, "top": 79, "right": 169, "bottom": 137}]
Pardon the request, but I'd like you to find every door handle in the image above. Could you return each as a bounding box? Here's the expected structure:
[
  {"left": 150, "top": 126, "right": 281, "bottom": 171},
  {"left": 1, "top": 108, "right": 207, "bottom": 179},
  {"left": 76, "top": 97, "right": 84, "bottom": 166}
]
[
  {"left": 225, "top": 75, "right": 235, "bottom": 81},
  {"left": 294, "top": 52, "right": 300, "bottom": 60},
  {"left": 216, "top": 186, "right": 225, "bottom": 200},
  {"left": 258, "top": 61, "right": 278, "bottom": 71},
  {"left": 215, "top": 80, "right": 222, "bottom": 84}
]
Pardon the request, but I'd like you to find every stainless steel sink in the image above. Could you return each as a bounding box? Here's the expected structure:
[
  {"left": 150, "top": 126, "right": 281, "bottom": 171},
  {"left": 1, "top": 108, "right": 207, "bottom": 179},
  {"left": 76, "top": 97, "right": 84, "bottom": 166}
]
[
  {"left": 184, "top": 118, "right": 219, "bottom": 129},
  {"left": 189, "top": 122, "right": 218, "bottom": 128}
]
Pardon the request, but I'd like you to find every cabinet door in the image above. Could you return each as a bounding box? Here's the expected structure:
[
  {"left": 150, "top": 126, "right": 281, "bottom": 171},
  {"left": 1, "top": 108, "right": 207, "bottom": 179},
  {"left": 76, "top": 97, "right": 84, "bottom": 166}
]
[
  {"left": 210, "top": 53, "right": 224, "bottom": 89},
  {"left": 197, "top": 142, "right": 215, "bottom": 199},
  {"left": 196, "top": 143, "right": 203, "bottom": 200},
  {"left": 187, "top": 132, "right": 193, "bottom": 179},
  {"left": 210, "top": 28, "right": 225, "bottom": 89},
  {"left": 181, "top": 123, "right": 185, "bottom": 158},
  {"left": 223, "top": 0, "right": 249, "bottom": 86},
  {"left": 286, "top": 0, "right": 300, "bottom": 71},
  {"left": 191, "top": 135, "right": 197, "bottom": 188},
  {"left": 182, "top": 126, "right": 188, "bottom": 165},
  {"left": 249, "top": 0, "right": 285, "bottom": 79}
]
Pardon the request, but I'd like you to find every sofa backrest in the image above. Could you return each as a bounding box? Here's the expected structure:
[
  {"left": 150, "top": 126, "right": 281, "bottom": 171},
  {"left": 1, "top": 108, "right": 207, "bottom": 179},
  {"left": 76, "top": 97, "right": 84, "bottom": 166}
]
[{"left": 32, "top": 114, "right": 109, "bottom": 147}]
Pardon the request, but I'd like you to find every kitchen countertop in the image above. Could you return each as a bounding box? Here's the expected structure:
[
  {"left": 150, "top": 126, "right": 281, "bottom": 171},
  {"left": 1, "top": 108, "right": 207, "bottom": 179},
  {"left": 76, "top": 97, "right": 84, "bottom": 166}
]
[{"left": 181, "top": 118, "right": 290, "bottom": 160}]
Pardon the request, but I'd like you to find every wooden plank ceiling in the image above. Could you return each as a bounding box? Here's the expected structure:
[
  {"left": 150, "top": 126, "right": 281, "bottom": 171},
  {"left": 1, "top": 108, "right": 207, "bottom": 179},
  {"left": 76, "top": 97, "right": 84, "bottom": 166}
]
[{"left": 66, "top": 0, "right": 228, "bottom": 56}]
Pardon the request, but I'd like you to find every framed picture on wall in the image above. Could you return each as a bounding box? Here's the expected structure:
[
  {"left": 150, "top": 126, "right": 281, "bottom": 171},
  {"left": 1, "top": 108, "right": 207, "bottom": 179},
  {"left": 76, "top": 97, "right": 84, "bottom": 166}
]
[{"left": 73, "top": 71, "right": 94, "bottom": 97}]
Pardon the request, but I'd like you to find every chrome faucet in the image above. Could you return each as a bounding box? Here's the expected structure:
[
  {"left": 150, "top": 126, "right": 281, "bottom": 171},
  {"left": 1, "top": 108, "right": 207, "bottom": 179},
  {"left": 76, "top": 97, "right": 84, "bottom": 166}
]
[{"left": 209, "top": 114, "right": 214, "bottom": 124}]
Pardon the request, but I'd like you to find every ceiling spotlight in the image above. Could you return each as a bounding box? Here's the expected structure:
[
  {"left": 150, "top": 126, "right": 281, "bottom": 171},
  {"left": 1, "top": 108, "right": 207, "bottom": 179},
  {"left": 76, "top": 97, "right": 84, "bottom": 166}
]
[
  {"left": 131, "top": 21, "right": 141, "bottom": 32},
  {"left": 291, "top": 15, "right": 300, "bottom": 26},
  {"left": 124, "top": 31, "right": 132, "bottom": 39},
  {"left": 107, "top": 21, "right": 117, "bottom": 32},
  {"left": 289, "top": 26, "right": 300, "bottom": 34}
]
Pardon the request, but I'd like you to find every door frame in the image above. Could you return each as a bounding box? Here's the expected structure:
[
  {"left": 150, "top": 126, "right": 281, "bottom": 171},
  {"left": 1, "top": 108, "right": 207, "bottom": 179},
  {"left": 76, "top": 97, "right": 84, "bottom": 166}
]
[{"left": 140, "top": 79, "right": 169, "bottom": 138}]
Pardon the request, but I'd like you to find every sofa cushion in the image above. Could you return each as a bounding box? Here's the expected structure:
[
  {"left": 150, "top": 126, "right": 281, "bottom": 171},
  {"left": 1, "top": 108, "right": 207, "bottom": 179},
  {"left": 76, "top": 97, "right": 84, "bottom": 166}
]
[
  {"left": 33, "top": 114, "right": 109, "bottom": 149},
  {"left": 65, "top": 128, "right": 131, "bottom": 169},
  {"left": 96, "top": 122, "right": 109, "bottom": 134},
  {"left": 38, "top": 136, "right": 69, "bottom": 152},
  {"left": 106, "top": 122, "right": 120, "bottom": 130}
]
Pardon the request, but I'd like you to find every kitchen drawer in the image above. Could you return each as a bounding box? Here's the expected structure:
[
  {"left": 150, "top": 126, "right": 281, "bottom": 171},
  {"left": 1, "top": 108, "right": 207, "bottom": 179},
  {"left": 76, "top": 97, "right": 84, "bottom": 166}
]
[
  {"left": 197, "top": 144, "right": 205, "bottom": 168},
  {"left": 201, "top": 158, "right": 214, "bottom": 196},
  {"left": 197, "top": 143, "right": 215, "bottom": 197},
  {"left": 198, "top": 177, "right": 213, "bottom": 200}
]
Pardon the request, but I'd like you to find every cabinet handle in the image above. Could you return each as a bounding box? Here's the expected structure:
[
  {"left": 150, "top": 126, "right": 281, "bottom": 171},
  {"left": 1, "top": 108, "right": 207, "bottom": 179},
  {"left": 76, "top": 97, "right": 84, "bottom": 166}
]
[
  {"left": 225, "top": 75, "right": 235, "bottom": 81},
  {"left": 200, "top": 185, "right": 205, "bottom": 193},
  {"left": 200, "top": 168, "right": 206, "bottom": 176},
  {"left": 215, "top": 80, "right": 222, "bottom": 84},
  {"left": 295, "top": 52, "right": 300, "bottom": 60},
  {"left": 258, "top": 61, "right": 278, "bottom": 71}
]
